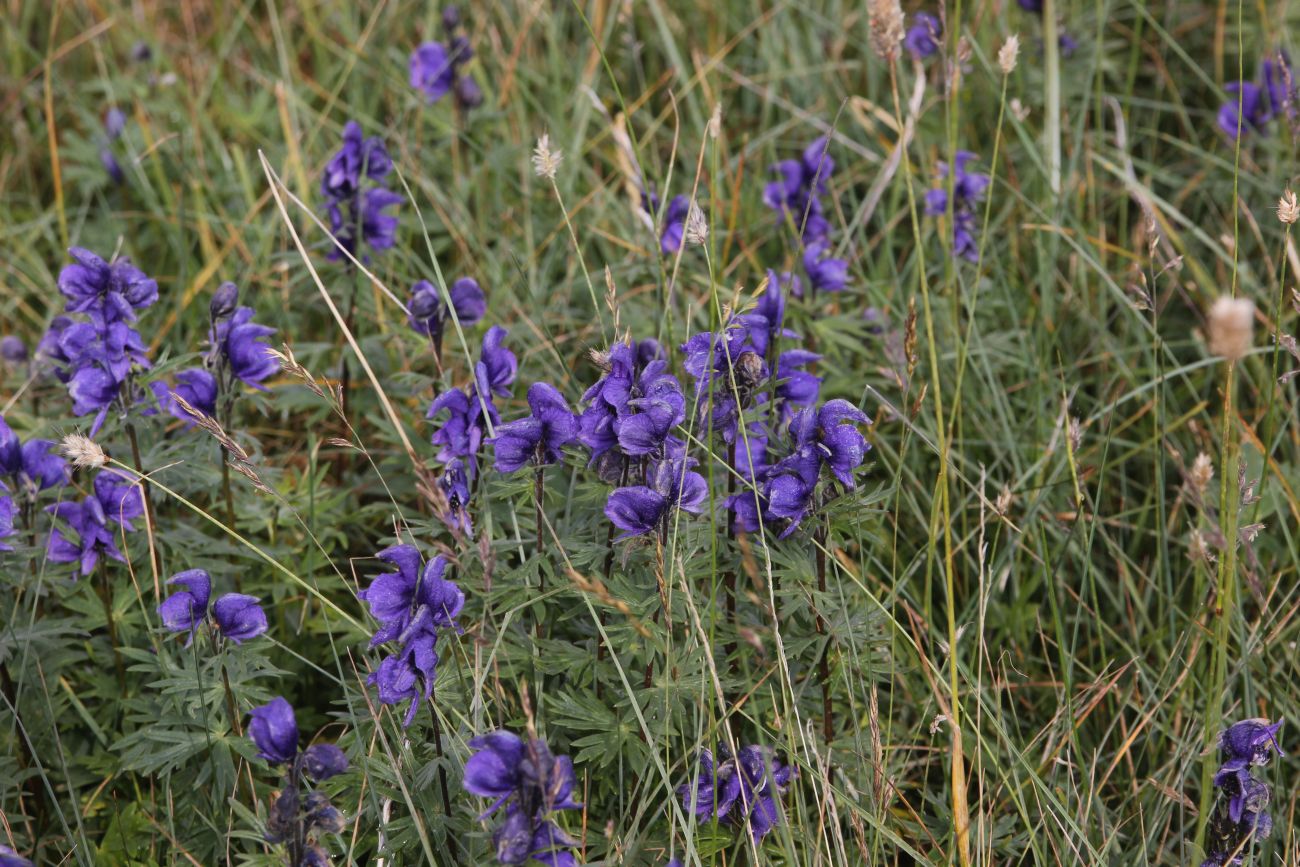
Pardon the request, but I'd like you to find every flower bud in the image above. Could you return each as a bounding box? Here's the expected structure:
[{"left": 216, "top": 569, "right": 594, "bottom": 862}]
[{"left": 210, "top": 281, "right": 240, "bottom": 320}]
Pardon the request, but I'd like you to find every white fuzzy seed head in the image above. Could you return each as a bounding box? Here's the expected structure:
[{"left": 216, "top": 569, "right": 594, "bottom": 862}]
[
  {"left": 532, "top": 133, "right": 562, "bottom": 180},
  {"left": 998, "top": 34, "right": 1021, "bottom": 75},
  {"left": 1278, "top": 189, "right": 1299, "bottom": 224},
  {"left": 1207, "top": 296, "right": 1255, "bottom": 361},
  {"left": 61, "top": 434, "right": 106, "bottom": 469},
  {"left": 869, "top": 0, "right": 905, "bottom": 61},
  {"left": 683, "top": 200, "right": 708, "bottom": 247}
]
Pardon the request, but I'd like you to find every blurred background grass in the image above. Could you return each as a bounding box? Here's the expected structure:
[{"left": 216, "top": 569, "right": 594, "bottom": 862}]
[{"left": 2, "top": 0, "right": 1300, "bottom": 864}]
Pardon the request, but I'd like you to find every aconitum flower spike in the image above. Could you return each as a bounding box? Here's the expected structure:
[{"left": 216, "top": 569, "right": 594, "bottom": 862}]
[
  {"left": 58, "top": 247, "right": 158, "bottom": 323},
  {"left": 248, "top": 697, "right": 299, "bottom": 765},
  {"left": 302, "top": 743, "right": 350, "bottom": 782},
  {"left": 463, "top": 731, "right": 582, "bottom": 865},
  {"left": 212, "top": 593, "right": 268, "bottom": 643},
  {"left": 678, "top": 746, "right": 792, "bottom": 842}
]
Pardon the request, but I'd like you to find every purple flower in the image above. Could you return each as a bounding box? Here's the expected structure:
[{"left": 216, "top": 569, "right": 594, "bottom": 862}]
[
  {"left": 320, "top": 121, "right": 391, "bottom": 201},
  {"left": 105, "top": 107, "right": 127, "bottom": 140},
  {"left": 211, "top": 306, "right": 278, "bottom": 389},
  {"left": 46, "top": 471, "right": 144, "bottom": 575},
  {"left": 478, "top": 325, "right": 518, "bottom": 398},
  {"left": 0, "top": 416, "right": 69, "bottom": 491},
  {"left": 604, "top": 454, "right": 707, "bottom": 539},
  {"left": 410, "top": 25, "right": 482, "bottom": 113},
  {"left": 802, "top": 239, "right": 849, "bottom": 293},
  {"left": 491, "top": 383, "right": 578, "bottom": 473},
  {"left": 410, "top": 42, "right": 455, "bottom": 103},
  {"left": 660, "top": 195, "right": 691, "bottom": 254},
  {"left": 157, "top": 569, "right": 267, "bottom": 644},
  {"left": 762, "top": 137, "right": 834, "bottom": 242},
  {"left": 0, "top": 845, "right": 33, "bottom": 867},
  {"left": 439, "top": 459, "right": 473, "bottom": 536},
  {"left": 327, "top": 187, "right": 404, "bottom": 259},
  {"left": 775, "top": 349, "right": 822, "bottom": 413},
  {"left": 905, "top": 12, "right": 942, "bottom": 59},
  {"left": 408, "top": 277, "right": 487, "bottom": 340},
  {"left": 0, "top": 336, "right": 26, "bottom": 363},
  {"left": 212, "top": 594, "right": 269, "bottom": 643},
  {"left": 581, "top": 341, "right": 685, "bottom": 464},
  {"left": 1218, "top": 718, "right": 1284, "bottom": 770},
  {"left": 302, "top": 743, "right": 349, "bottom": 782},
  {"left": 925, "top": 152, "right": 989, "bottom": 262},
  {"left": 321, "top": 122, "right": 400, "bottom": 260},
  {"left": 681, "top": 326, "right": 767, "bottom": 443},
  {"left": 157, "top": 569, "right": 212, "bottom": 642},
  {"left": 1206, "top": 718, "right": 1282, "bottom": 863},
  {"left": 428, "top": 387, "right": 496, "bottom": 467},
  {"left": 463, "top": 731, "right": 581, "bottom": 865},
  {"left": 678, "top": 746, "right": 792, "bottom": 843},
  {"left": 358, "top": 546, "right": 463, "bottom": 726},
  {"left": 152, "top": 367, "right": 219, "bottom": 424},
  {"left": 248, "top": 697, "right": 299, "bottom": 765},
  {"left": 1218, "top": 81, "right": 1271, "bottom": 138},
  {"left": 210, "top": 281, "right": 240, "bottom": 320},
  {"left": 1262, "top": 53, "right": 1295, "bottom": 117},
  {"left": 100, "top": 148, "right": 125, "bottom": 185},
  {"left": 58, "top": 247, "right": 158, "bottom": 323},
  {"left": 0, "top": 495, "right": 15, "bottom": 553}
]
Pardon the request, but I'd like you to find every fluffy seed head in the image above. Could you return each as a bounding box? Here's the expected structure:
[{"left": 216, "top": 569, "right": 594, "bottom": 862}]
[
  {"left": 1207, "top": 296, "right": 1255, "bottom": 361},
  {"left": 61, "top": 434, "right": 106, "bottom": 469},
  {"left": 1278, "top": 189, "right": 1299, "bottom": 225},
  {"left": 1190, "top": 452, "right": 1214, "bottom": 496},
  {"left": 869, "top": 0, "right": 906, "bottom": 61},
  {"left": 683, "top": 200, "right": 708, "bottom": 246},
  {"left": 998, "top": 34, "right": 1021, "bottom": 75},
  {"left": 532, "top": 133, "right": 562, "bottom": 180},
  {"left": 708, "top": 104, "right": 722, "bottom": 140}
]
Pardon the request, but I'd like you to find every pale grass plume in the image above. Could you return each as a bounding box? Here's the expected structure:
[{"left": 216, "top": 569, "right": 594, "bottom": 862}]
[
  {"left": 707, "top": 104, "right": 722, "bottom": 139},
  {"left": 868, "top": 0, "right": 905, "bottom": 61},
  {"left": 1277, "top": 189, "right": 1299, "bottom": 224},
  {"left": 1189, "top": 452, "right": 1214, "bottom": 497},
  {"left": 1207, "top": 296, "right": 1255, "bottom": 361},
  {"left": 998, "top": 34, "right": 1020, "bottom": 75},
  {"left": 683, "top": 200, "right": 708, "bottom": 247},
  {"left": 61, "top": 434, "right": 106, "bottom": 469},
  {"left": 532, "top": 133, "right": 562, "bottom": 180}
]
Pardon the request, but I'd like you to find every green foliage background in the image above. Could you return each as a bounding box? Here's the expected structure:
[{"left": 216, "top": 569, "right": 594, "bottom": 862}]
[{"left": 2, "top": 0, "right": 1298, "bottom": 864}]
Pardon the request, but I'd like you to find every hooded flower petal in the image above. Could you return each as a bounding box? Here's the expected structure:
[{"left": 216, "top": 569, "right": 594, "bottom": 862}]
[{"left": 248, "top": 697, "right": 298, "bottom": 764}]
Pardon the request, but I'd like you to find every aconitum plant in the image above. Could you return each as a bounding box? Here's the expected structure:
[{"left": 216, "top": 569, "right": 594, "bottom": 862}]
[
  {"left": 1202, "top": 718, "right": 1284, "bottom": 867},
  {"left": 53, "top": 247, "right": 158, "bottom": 432},
  {"left": 357, "top": 545, "right": 463, "bottom": 727},
  {"left": 247, "top": 697, "right": 350, "bottom": 867},
  {"left": 428, "top": 325, "right": 517, "bottom": 475},
  {"left": 924, "top": 150, "right": 990, "bottom": 262},
  {"left": 409, "top": 6, "right": 483, "bottom": 112},
  {"left": 1218, "top": 54, "right": 1295, "bottom": 138},
  {"left": 678, "top": 745, "right": 793, "bottom": 842},
  {"left": 463, "top": 731, "right": 582, "bottom": 866},
  {"left": 408, "top": 276, "right": 486, "bottom": 355},
  {"left": 320, "top": 121, "right": 401, "bottom": 260}
]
